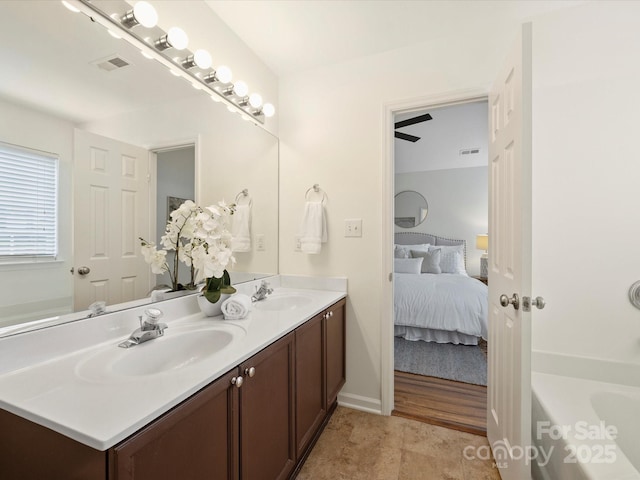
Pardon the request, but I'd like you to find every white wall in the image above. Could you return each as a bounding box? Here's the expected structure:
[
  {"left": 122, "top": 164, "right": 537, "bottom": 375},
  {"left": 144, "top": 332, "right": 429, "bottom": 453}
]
[
  {"left": 531, "top": 2, "right": 640, "bottom": 365},
  {"left": 395, "top": 167, "right": 488, "bottom": 277},
  {"left": 0, "top": 98, "right": 74, "bottom": 325},
  {"left": 279, "top": 26, "right": 523, "bottom": 410}
]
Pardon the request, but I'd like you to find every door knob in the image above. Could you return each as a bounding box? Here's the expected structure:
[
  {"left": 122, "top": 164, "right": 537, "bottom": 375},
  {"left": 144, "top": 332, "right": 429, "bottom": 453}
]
[
  {"left": 244, "top": 366, "right": 256, "bottom": 377},
  {"left": 499, "top": 293, "right": 520, "bottom": 310},
  {"left": 75, "top": 266, "right": 90, "bottom": 276},
  {"left": 523, "top": 296, "right": 545, "bottom": 311}
]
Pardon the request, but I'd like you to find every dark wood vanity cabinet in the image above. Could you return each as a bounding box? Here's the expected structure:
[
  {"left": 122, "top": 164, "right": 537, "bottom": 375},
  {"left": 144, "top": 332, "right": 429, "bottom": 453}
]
[
  {"left": 325, "top": 299, "right": 346, "bottom": 407},
  {"left": 239, "top": 332, "right": 296, "bottom": 480},
  {"left": 109, "top": 369, "right": 239, "bottom": 480},
  {"left": 0, "top": 298, "right": 346, "bottom": 480}
]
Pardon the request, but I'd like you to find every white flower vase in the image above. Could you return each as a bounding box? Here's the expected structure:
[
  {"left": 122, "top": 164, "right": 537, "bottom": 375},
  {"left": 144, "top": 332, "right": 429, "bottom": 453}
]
[{"left": 197, "top": 293, "right": 231, "bottom": 317}]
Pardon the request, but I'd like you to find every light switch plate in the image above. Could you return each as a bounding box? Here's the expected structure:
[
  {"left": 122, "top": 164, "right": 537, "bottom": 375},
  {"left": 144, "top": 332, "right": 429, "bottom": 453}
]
[
  {"left": 255, "top": 234, "right": 265, "bottom": 251},
  {"left": 345, "top": 218, "right": 362, "bottom": 237}
]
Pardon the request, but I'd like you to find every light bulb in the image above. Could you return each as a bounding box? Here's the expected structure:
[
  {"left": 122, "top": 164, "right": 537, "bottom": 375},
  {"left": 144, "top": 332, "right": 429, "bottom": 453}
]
[
  {"left": 249, "top": 93, "right": 263, "bottom": 108},
  {"left": 193, "top": 49, "right": 212, "bottom": 69},
  {"left": 132, "top": 1, "right": 158, "bottom": 28},
  {"left": 234, "top": 81, "right": 248, "bottom": 97},
  {"left": 262, "top": 103, "right": 275, "bottom": 118},
  {"left": 216, "top": 65, "right": 232, "bottom": 84},
  {"left": 61, "top": 1, "right": 80, "bottom": 13},
  {"left": 167, "top": 27, "right": 188, "bottom": 50}
]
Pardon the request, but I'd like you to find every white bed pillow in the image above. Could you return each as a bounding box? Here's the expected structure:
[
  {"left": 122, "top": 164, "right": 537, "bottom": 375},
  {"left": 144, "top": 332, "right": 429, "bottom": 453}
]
[
  {"left": 410, "top": 249, "right": 441, "bottom": 274},
  {"left": 394, "top": 243, "right": 429, "bottom": 259},
  {"left": 429, "top": 244, "right": 467, "bottom": 275},
  {"left": 394, "top": 257, "right": 424, "bottom": 274}
]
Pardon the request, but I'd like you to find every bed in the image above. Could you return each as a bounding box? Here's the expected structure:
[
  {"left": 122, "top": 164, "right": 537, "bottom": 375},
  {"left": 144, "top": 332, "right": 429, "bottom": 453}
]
[{"left": 394, "top": 232, "right": 488, "bottom": 345}]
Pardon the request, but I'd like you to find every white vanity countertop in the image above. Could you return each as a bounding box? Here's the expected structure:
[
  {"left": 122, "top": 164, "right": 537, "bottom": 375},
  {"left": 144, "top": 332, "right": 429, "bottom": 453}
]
[{"left": 0, "top": 282, "right": 346, "bottom": 450}]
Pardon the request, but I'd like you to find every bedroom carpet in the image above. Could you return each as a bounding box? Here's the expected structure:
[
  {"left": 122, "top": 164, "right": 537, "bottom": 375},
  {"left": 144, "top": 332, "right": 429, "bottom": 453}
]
[{"left": 394, "top": 337, "right": 487, "bottom": 386}]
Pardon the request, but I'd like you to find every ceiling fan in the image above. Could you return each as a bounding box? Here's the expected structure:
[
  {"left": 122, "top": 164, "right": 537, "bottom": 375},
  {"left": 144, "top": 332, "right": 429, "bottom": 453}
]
[{"left": 394, "top": 112, "right": 433, "bottom": 142}]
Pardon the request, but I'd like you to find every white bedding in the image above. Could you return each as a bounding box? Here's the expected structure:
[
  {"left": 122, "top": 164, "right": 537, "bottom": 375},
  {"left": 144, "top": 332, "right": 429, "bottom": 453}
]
[{"left": 394, "top": 273, "right": 488, "bottom": 341}]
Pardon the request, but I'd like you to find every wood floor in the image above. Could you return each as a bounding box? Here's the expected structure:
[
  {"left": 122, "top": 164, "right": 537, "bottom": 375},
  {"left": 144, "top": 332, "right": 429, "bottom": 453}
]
[{"left": 392, "top": 371, "right": 487, "bottom": 436}]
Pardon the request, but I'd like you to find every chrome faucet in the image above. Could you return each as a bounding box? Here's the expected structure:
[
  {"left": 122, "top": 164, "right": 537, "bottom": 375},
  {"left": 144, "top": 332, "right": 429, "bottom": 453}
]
[
  {"left": 118, "top": 308, "right": 168, "bottom": 348},
  {"left": 251, "top": 280, "right": 274, "bottom": 302}
]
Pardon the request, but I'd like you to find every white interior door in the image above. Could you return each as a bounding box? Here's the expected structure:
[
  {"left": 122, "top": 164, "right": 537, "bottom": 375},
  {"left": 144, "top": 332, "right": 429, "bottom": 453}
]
[
  {"left": 73, "top": 129, "right": 151, "bottom": 311},
  {"left": 487, "top": 23, "right": 533, "bottom": 479}
]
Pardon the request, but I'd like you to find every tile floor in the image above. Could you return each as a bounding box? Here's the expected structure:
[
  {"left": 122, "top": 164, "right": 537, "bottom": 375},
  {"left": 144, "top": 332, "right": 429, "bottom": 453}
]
[{"left": 297, "top": 406, "right": 501, "bottom": 480}]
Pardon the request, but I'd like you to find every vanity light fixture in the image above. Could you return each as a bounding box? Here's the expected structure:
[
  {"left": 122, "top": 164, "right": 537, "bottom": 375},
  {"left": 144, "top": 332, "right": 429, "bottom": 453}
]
[
  {"left": 155, "top": 26, "right": 188, "bottom": 51},
  {"left": 121, "top": 1, "right": 158, "bottom": 29},
  {"left": 65, "top": 0, "right": 275, "bottom": 125},
  {"left": 203, "top": 65, "right": 233, "bottom": 85},
  {"left": 262, "top": 103, "right": 275, "bottom": 118},
  {"left": 249, "top": 93, "right": 263, "bottom": 109},
  {"left": 181, "top": 49, "right": 212, "bottom": 69}
]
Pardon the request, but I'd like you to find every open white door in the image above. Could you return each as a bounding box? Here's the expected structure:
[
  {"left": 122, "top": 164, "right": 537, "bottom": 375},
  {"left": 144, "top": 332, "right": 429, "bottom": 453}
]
[
  {"left": 73, "top": 129, "right": 151, "bottom": 311},
  {"left": 487, "top": 23, "right": 533, "bottom": 479}
]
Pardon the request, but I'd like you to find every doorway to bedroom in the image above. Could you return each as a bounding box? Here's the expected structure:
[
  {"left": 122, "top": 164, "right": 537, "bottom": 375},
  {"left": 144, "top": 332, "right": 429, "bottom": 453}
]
[{"left": 392, "top": 99, "right": 489, "bottom": 434}]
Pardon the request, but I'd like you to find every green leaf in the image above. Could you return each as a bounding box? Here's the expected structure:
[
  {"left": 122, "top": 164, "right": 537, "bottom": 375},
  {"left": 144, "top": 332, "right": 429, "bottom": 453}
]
[{"left": 203, "top": 290, "right": 221, "bottom": 304}]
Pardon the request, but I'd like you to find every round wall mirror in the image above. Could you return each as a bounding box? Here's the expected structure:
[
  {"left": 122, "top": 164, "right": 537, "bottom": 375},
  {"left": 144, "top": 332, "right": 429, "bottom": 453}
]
[{"left": 394, "top": 190, "right": 428, "bottom": 228}]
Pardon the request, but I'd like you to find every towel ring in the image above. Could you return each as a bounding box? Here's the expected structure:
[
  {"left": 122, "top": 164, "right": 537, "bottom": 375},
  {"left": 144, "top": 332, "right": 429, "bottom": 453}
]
[
  {"left": 305, "top": 184, "right": 327, "bottom": 204},
  {"left": 235, "top": 189, "right": 252, "bottom": 207}
]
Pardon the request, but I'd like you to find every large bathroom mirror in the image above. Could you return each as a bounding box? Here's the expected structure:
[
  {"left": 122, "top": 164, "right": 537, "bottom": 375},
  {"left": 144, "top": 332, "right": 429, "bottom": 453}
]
[
  {"left": 0, "top": 1, "right": 278, "bottom": 336},
  {"left": 394, "top": 190, "right": 429, "bottom": 228}
]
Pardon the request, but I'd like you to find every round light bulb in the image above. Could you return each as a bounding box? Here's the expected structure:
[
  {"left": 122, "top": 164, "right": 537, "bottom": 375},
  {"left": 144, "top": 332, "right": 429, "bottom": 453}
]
[
  {"left": 167, "top": 27, "right": 188, "bottom": 50},
  {"left": 249, "top": 93, "right": 263, "bottom": 108},
  {"left": 234, "top": 81, "right": 248, "bottom": 97},
  {"left": 262, "top": 103, "right": 275, "bottom": 118},
  {"left": 133, "top": 1, "right": 158, "bottom": 28},
  {"left": 193, "top": 49, "right": 212, "bottom": 69},
  {"left": 216, "top": 65, "right": 232, "bottom": 84}
]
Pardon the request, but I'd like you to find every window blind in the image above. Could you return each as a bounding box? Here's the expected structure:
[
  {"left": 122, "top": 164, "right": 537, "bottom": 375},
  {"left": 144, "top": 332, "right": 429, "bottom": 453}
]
[{"left": 0, "top": 142, "right": 58, "bottom": 259}]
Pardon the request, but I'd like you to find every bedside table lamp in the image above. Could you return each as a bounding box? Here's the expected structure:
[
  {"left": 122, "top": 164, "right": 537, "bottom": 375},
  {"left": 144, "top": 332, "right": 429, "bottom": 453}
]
[{"left": 476, "top": 234, "right": 488, "bottom": 278}]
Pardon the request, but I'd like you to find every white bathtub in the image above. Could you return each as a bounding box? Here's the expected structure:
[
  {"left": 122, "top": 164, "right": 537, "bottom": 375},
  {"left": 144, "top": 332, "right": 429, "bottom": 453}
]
[{"left": 532, "top": 371, "right": 640, "bottom": 479}]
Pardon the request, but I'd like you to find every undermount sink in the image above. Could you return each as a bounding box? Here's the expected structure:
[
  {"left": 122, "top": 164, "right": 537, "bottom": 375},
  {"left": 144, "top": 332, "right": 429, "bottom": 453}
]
[
  {"left": 254, "top": 293, "right": 313, "bottom": 311},
  {"left": 76, "top": 323, "right": 245, "bottom": 381}
]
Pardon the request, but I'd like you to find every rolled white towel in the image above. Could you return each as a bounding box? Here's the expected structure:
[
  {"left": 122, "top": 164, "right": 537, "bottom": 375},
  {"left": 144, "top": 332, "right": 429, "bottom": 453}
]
[{"left": 221, "top": 294, "right": 252, "bottom": 320}]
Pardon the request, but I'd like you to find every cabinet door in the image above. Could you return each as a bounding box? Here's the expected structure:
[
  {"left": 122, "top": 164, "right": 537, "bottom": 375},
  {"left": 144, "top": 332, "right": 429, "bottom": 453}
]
[
  {"left": 325, "top": 299, "right": 346, "bottom": 406},
  {"left": 295, "top": 311, "right": 326, "bottom": 457},
  {"left": 109, "top": 369, "right": 239, "bottom": 480},
  {"left": 239, "top": 332, "right": 295, "bottom": 480}
]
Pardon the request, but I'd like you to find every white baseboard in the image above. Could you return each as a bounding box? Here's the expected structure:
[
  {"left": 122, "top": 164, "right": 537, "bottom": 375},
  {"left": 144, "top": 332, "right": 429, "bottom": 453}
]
[{"left": 337, "top": 392, "right": 382, "bottom": 415}]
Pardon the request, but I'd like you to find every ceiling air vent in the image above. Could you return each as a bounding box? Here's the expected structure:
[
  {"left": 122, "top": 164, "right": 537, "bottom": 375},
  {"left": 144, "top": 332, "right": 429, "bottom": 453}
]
[
  {"left": 459, "top": 148, "right": 480, "bottom": 156},
  {"left": 92, "top": 54, "right": 132, "bottom": 72}
]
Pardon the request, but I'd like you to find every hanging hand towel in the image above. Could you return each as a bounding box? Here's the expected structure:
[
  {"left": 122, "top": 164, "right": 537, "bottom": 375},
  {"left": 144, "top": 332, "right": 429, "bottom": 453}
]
[
  {"left": 221, "top": 294, "right": 252, "bottom": 320},
  {"left": 300, "top": 201, "right": 327, "bottom": 254},
  {"left": 231, "top": 204, "right": 251, "bottom": 252}
]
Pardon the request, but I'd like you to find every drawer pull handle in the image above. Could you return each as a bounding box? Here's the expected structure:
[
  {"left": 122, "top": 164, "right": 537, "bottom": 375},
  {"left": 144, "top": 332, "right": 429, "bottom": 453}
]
[{"left": 244, "top": 367, "right": 256, "bottom": 378}]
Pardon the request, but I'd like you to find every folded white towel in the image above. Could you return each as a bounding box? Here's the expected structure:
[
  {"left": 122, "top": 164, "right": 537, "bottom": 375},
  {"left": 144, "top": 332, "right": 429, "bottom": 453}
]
[
  {"left": 221, "top": 294, "right": 252, "bottom": 320},
  {"left": 231, "top": 204, "right": 251, "bottom": 252},
  {"left": 299, "top": 201, "right": 327, "bottom": 254}
]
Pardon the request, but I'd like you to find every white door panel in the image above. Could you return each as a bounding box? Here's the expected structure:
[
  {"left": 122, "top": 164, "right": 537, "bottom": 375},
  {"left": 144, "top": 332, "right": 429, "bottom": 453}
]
[
  {"left": 73, "top": 130, "right": 151, "bottom": 311},
  {"left": 487, "top": 23, "right": 533, "bottom": 480}
]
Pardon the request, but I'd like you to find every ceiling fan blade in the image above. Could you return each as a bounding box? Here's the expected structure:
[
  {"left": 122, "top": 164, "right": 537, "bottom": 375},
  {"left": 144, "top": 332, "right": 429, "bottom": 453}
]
[
  {"left": 395, "top": 131, "right": 420, "bottom": 142},
  {"left": 394, "top": 113, "right": 433, "bottom": 129}
]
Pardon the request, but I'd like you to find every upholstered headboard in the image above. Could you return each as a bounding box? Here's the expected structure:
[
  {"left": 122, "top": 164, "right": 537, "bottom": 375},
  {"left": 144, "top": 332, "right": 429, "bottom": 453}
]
[{"left": 394, "top": 232, "right": 467, "bottom": 267}]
